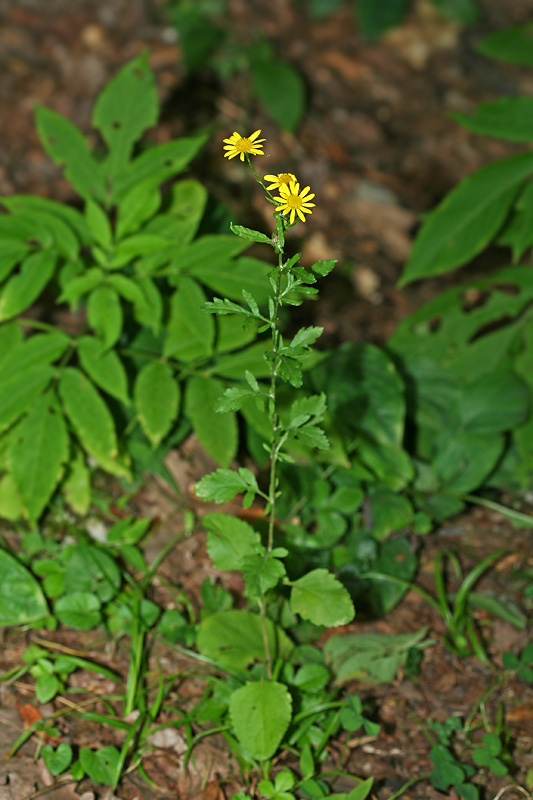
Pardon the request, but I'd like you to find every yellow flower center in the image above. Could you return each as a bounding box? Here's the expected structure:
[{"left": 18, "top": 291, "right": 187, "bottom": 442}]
[
  {"left": 286, "top": 195, "right": 303, "bottom": 209},
  {"left": 235, "top": 137, "right": 252, "bottom": 152},
  {"left": 278, "top": 173, "right": 294, "bottom": 185}
]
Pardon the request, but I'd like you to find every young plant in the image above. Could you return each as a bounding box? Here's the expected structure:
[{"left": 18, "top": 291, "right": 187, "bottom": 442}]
[{"left": 194, "top": 132, "right": 355, "bottom": 765}]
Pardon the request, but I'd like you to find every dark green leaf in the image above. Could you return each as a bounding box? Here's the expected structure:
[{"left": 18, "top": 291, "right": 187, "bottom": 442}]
[{"left": 251, "top": 58, "right": 306, "bottom": 132}]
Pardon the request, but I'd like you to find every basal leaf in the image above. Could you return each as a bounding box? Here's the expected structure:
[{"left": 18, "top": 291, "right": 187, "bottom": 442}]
[
  {"left": 112, "top": 133, "right": 208, "bottom": 203},
  {"left": 400, "top": 152, "right": 533, "bottom": 285},
  {"left": 134, "top": 361, "right": 180, "bottom": 447},
  {"left": 77, "top": 335, "right": 129, "bottom": 404},
  {"left": 92, "top": 51, "right": 158, "bottom": 180},
  {"left": 35, "top": 106, "right": 105, "bottom": 201},
  {"left": 58, "top": 367, "right": 124, "bottom": 476},
  {"left": 290, "top": 569, "right": 355, "bottom": 626},
  {"left": 0, "top": 250, "right": 57, "bottom": 321},
  {"left": 0, "top": 365, "right": 54, "bottom": 433},
  {"left": 251, "top": 57, "right": 306, "bottom": 132},
  {"left": 164, "top": 278, "right": 215, "bottom": 361},
  {"left": 229, "top": 681, "right": 292, "bottom": 760},
  {"left": 11, "top": 392, "right": 69, "bottom": 522},
  {"left": 454, "top": 97, "right": 533, "bottom": 142},
  {"left": 197, "top": 609, "right": 293, "bottom": 669},
  {"left": 87, "top": 286, "right": 123, "bottom": 350},
  {"left": 185, "top": 375, "right": 237, "bottom": 466},
  {"left": 0, "top": 548, "right": 49, "bottom": 625}
]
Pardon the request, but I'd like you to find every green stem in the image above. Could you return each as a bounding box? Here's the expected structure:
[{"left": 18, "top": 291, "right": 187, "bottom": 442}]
[{"left": 465, "top": 493, "right": 533, "bottom": 528}]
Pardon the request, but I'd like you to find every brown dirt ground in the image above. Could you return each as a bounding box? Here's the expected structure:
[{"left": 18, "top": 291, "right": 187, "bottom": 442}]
[{"left": 0, "top": 0, "right": 533, "bottom": 798}]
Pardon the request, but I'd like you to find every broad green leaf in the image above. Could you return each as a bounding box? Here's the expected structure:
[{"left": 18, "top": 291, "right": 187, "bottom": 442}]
[
  {"left": 432, "top": 0, "right": 478, "bottom": 23},
  {"left": 164, "top": 278, "right": 215, "bottom": 361},
  {"left": 0, "top": 250, "right": 57, "bottom": 321},
  {"left": 157, "top": 178, "right": 207, "bottom": 243},
  {"left": 0, "top": 240, "right": 30, "bottom": 283},
  {"left": 498, "top": 180, "right": 533, "bottom": 260},
  {"left": 432, "top": 430, "right": 503, "bottom": 495},
  {"left": 312, "top": 342, "right": 405, "bottom": 446},
  {"left": 58, "top": 267, "right": 104, "bottom": 306},
  {"left": 1, "top": 331, "right": 71, "bottom": 381},
  {"left": 35, "top": 106, "right": 105, "bottom": 201},
  {"left": 170, "top": 234, "right": 250, "bottom": 276},
  {"left": 291, "top": 569, "right": 354, "bottom": 626},
  {"left": 325, "top": 628, "right": 428, "bottom": 684},
  {"left": 92, "top": 52, "right": 158, "bottom": 179},
  {"left": 63, "top": 543, "right": 120, "bottom": 603},
  {"left": 0, "top": 474, "right": 22, "bottom": 521},
  {"left": 112, "top": 133, "right": 208, "bottom": 203},
  {"left": 0, "top": 548, "right": 49, "bottom": 625},
  {"left": 58, "top": 367, "right": 124, "bottom": 476},
  {"left": 368, "top": 487, "right": 412, "bottom": 540},
  {"left": 0, "top": 365, "right": 54, "bottom": 433},
  {"left": 216, "top": 315, "right": 257, "bottom": 353},
  {"left": 111, "top": 233, "right": 173, "bottom": 266},
  {"left": 87, "top": 286, "right": 123, "bottom": 349},
  {"left": 194, "top": 467, "right": 259, "bottom": 505},
  {"left": 185, "top": 375, "right": 237, "bottom": 466},
  {"left": 0, "top": 213, "right": 52, "bottom": 246},
  {"left": 400, "top": 152, "right": 533, "bottom": 285},
  {"left": 42, "top": 743, "right": 72, "bottom": 776},
  {"left": 2, "top": 195, "right": 92, "bottom": 243},
  {"left": 85, "top": 200, "right": 113, "bottom": 250},
  {"left": 230, "top": 681, "right": 292, "bottom": 760},
  {"left": 29, "top": 209, "right": 79, "bottom": 260},
  {"left": 11, "top": 392, "right": 69, "bottom": 522},
  {"left": 197, "top": 609, "right": 293, "bottom": 669},
  {"left": 116, "top": 180, "right": 161, "bottom": 239},
  {"left": 0, "top": 320, "right": 23, "bottom": 365},
  {"left": 454, "top": 97, "right": 533, "bottom": 142},
  {"left": 170, "top": 4, "right": 222, "bottom": 71},
  {"left": 204, "top": 512, "right": 262, "bottom": 571},
  {"left": 192, "top": 255, "right": 271, "bottom": 304},
  {"left": 79, "top": 746, "right": 120, "bottom": 785},
  {"left": 251, "top": 57, "right": 306, "bottom": 132},
  {"left": 242, "top": 552, "right": 287, "bottom": 598},
  {"left": 212, "top": 341, "right": 271, "bottom": 379},
  {"left": 358, "top": 0, "right": 409, "bottom": 40},
  {"left": 357, "top": 438, "right": 414, "bottom": 491},
  {"left": 63, "top": 448, "right": 91, "bottom": 516},
  {"left": 77, "top": 335, "right": 129, "bottom": 403},
  {"left": 456, "top": 370, "right": 530, "bottom": 435},
  {"left": 134, "top": 361, "right": 180, "bottom": 446},
  {"left": 477, "top": 24, "right": 533, "bottom": 66}
]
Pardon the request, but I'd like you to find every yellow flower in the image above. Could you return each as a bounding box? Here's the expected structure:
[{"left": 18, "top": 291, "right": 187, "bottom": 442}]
[
  {"left": 223, "top": 130, "right": 266, "bottom": 161},
  {"left": 264, "top": 172, "right": 297, "bottom": 191},
  {"left": 274, "top": 181, "right": 316, "bottom": 224}
]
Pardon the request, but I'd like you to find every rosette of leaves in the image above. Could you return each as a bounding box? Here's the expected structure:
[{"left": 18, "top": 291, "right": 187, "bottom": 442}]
[{"left": 0, "top": 52, "right": 278, "bottom": 524}]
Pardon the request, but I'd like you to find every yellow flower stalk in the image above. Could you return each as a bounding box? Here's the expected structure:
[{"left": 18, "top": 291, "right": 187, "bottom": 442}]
[
  {"left": 274, "top": 181, "right": 316, "bottom": 224},
  {"left": 223, "top": 130, "right": 266, "bottom": 161},
  {"left": 264, "top": 172, "right": 297, "bottom": 191}
]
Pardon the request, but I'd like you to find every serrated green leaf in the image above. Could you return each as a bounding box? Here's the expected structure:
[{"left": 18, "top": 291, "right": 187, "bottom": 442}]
[
  {"left": 0, "top": 250, "right": 57, "bottom": 321},
  {"left": 58, "top": 367, "right": 124, "bottom": 476},
  {"left": 204, "top": 512, "right": 262, "bottom": 571},
  {"left": 35, "top": 106, "right": 105, "bottom": 201},
  {"left": 134, "top": 361, "right": 180, "bottom": 446},
  {"left": 215, "top": 385, "right": 256, "bottom": 413},
  {"left": 400, "top": 152, "right": 533, "bottom": 285},
  {"left": 230, "top": 681, "right": 292, "bottom": 760},
  {"left": 291, "top": 569, "right": 354, "bottom": 626},
  {"left": 242, "top": 552, "right": 286, "bottom": 598},
  {"left": 87, "top": 286, "right": 123, "bottom": 349},
  {"left": 0, "top": 548, "right": 49, "bottom": 624},
  {"left": 230, "top": 223, "right": 272, "bottom": 244},
  {"left": 0, "top": 365, "right": 54, "bottom": 433},
  {"left": 92, "top": 51, "right": 158, "bottom": 180},
  {"left": 77, "top": 335, "right": 129, "bottom": 403},
  {"left": 164, "top": 278, "right": 215, "bottom": 361},
  {"left": 11, "top": 392, "right": 69, "bottom": 522},
  {"left": 194, "top": 467, "right": 259, "bottom": 504},
  {"left": 185, "top": 375, "right": 237, "bottom": 466}
]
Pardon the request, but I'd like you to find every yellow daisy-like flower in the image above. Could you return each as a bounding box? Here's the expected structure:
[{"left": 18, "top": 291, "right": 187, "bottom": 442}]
[
  {"left": 264, "top": 172, "right": 297, "bottom": 191},
  {"left": 274, "top": 181, "right": 316, "bottom": 224},
  {"left": 223, "top": 130, "right": 266, "bottom": 161}
]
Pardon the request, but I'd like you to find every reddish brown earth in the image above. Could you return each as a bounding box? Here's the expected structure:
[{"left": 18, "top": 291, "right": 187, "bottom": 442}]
[{"left": 0, "top": 0, "right": 532, "bottom": 798}]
